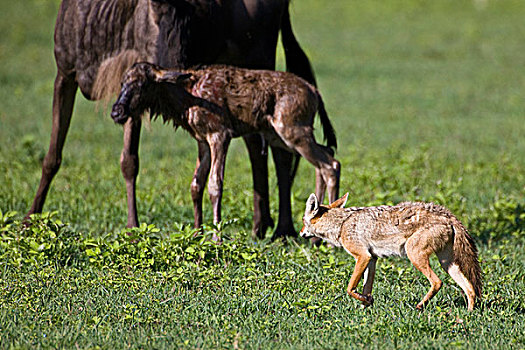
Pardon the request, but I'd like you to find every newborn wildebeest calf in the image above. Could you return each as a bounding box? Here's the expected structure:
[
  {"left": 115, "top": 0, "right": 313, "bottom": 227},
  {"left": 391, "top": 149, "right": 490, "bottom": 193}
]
[{"left": 111, "top": 62, "right": 340, "bottom": 232}]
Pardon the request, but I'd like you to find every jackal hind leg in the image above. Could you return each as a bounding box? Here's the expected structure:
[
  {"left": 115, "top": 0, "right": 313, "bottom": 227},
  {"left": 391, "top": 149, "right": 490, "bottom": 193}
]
[
  {"left": 405, "top": 234, "right": 443, "bottom": 309},
  {"left": 436, "top": 242, "right": 476, "bottom": 310}
]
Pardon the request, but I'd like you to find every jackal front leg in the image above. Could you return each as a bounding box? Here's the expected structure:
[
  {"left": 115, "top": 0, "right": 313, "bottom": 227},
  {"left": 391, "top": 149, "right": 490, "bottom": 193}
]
[
  {"left": 347, "top": 254, "right": 373, "bottom": 306},
  {"left": 361, "top": 257, "right": 377, "bottom": 307}
]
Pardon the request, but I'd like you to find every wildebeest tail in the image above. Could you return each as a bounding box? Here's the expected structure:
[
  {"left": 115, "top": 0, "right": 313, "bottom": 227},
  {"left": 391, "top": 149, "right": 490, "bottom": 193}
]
[
  {"left": 316, "top": 91, "right": 337, "bottom": 150},
  {"left": 452, "top": 220, "right": 483, "bottom": 300},
  {"left": 280, "top": 3, "right": 317, "bottom": 86},
  {"left": 281, "top": 2, "right": 320, "bottom": 180}
]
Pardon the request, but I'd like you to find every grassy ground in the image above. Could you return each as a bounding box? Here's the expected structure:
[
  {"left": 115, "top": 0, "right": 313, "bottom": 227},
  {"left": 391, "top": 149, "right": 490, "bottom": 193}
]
[{"left": 1, "top": 0, "right": 524, "bottom": 348}]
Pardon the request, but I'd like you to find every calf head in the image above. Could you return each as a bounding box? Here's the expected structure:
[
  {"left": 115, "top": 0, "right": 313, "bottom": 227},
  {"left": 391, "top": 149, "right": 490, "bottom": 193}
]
[{"left": 111, "top": 62, "right": 192, "bottom": 124}]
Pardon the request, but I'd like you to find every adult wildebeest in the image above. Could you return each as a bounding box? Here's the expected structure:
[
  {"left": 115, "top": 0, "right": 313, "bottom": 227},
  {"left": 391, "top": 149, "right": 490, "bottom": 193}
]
[
  {"left": 110, "top": 63, "right": 340, "bottom": 229},
  {"left": 27, "top": 0, "right": 318, "bottom": 240}
]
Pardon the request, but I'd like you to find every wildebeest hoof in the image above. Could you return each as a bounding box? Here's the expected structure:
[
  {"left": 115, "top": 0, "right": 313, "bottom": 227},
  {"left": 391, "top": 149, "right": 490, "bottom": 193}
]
[
  {"left": 251, "top": 218, "right": 275, "bottom": 240},
  {"left": 271, "top": 226, "right": 298, "bottom": 241}
]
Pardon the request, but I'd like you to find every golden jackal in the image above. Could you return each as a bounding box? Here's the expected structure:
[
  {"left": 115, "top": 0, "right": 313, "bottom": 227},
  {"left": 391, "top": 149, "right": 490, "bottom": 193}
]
[{"left": 300, "top": 193, "right": 482, "bottom": 310}]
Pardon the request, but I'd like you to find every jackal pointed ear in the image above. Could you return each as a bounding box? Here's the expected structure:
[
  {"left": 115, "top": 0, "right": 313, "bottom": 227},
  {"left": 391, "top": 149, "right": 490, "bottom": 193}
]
[
  {"left": 329, "top": 193, "right": 349, "bottom": 209},
  {"left": 305, "top": 193, "right": 319, "bottom": 218}
]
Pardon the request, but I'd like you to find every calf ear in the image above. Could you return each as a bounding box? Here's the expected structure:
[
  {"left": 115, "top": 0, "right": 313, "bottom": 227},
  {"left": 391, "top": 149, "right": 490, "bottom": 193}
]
[
  {"left": 305, "top": 193, "right": 319, "bottom": 218},
  {"left": 329, "top": 193, "right": 349, "bottom": 209},
  {"left": 152, "top": 69, "right": 192, "bottom": 84}
]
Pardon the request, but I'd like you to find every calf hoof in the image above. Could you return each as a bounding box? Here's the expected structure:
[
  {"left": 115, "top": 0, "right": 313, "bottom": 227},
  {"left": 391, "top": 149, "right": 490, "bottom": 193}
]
[
  {"left": 22, "top": 213, "right": 35, "bottom": 228},
  {"left": 212, "top": 232, "right": 222, "bottom": 243}
]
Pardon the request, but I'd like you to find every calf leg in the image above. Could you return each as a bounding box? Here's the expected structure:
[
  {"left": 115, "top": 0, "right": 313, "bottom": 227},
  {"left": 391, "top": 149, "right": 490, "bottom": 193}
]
[
  {"left": 315, "top": 144, "right": 335, "bottom": 204},
  {"left": 289, "top": 137, "right": 340, "bottom": 203},
  {"left": 207, "top": 134, "right": 231, "bottom": 226},
  {"left": 191, "top": 141, "right": 211, "bottom": 228},
  {"left": 27, "top": 72, "right": 77, "bottom": 217},
  {"left": 121, "top": 118, "right": 142, "bottom": 228},
  {"left": 315, "top": 168, "right": 326, "bottom": 204},
  {"left": 271, "top": 146, "right": 297, "bottom": 240},
  {"left": 243, "top": 134, "right": 274, "bottom": 239}
]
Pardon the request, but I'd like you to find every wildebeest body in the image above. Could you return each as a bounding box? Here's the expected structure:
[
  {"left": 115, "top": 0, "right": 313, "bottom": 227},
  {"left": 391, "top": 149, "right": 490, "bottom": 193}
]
[{"left": 28, "top": 0, "right": 318, "bottom": 239}]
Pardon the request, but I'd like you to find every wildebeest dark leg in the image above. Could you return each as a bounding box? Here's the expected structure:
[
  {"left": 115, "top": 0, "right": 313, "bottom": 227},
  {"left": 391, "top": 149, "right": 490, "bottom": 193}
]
[
  {"left": 27, "top": 72, "right": 77, "bottom": 217},
  {"left": 271, "top": 146, "right": 297, "bottom": 240},
  {"left": 121, "top": 118, "right": 142, "bottom": 228},
  {"left": 243, "top": 134, "right": 274, "bottom": 239},
  {"left": 207, "top": 134, "right": 231, "bottom": 226},
  {"left": 191, "top": 141, "right": 211, "bottom": 228}
]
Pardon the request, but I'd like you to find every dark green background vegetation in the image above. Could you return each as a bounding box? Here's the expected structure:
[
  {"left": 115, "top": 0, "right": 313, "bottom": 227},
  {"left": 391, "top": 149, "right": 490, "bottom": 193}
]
[{"left": 0, "top": 0, "right": 524, "bottom": 348}]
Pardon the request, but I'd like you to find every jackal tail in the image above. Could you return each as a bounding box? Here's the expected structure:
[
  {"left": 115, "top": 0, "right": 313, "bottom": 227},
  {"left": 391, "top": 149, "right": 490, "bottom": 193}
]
[
  {"left": 280, "top": 4, "right": 318, "bottom": 184},
  {"left": 452, "top": 220, "right": 482, "bottom": 305}
]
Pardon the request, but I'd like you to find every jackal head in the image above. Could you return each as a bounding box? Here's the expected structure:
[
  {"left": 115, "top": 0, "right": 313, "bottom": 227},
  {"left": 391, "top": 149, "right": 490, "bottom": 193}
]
[{"left": 300, "top": 193, "right": 349, "bottom": 239}]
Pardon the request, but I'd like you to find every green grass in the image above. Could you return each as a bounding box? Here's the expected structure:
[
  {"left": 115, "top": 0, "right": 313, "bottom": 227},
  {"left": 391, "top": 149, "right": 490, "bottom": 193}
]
[{"left": 1, "top": 0, "right": 524, "bottom": 348}]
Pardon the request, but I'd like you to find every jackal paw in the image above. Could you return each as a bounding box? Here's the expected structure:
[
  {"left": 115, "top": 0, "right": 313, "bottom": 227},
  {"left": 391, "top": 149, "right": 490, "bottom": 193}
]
[
  {"left": 349, "top": 290, "right": 374, "bottom": 306},
  {"left": 362, "top": 294, "right": 374, "bottom": 306}
]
